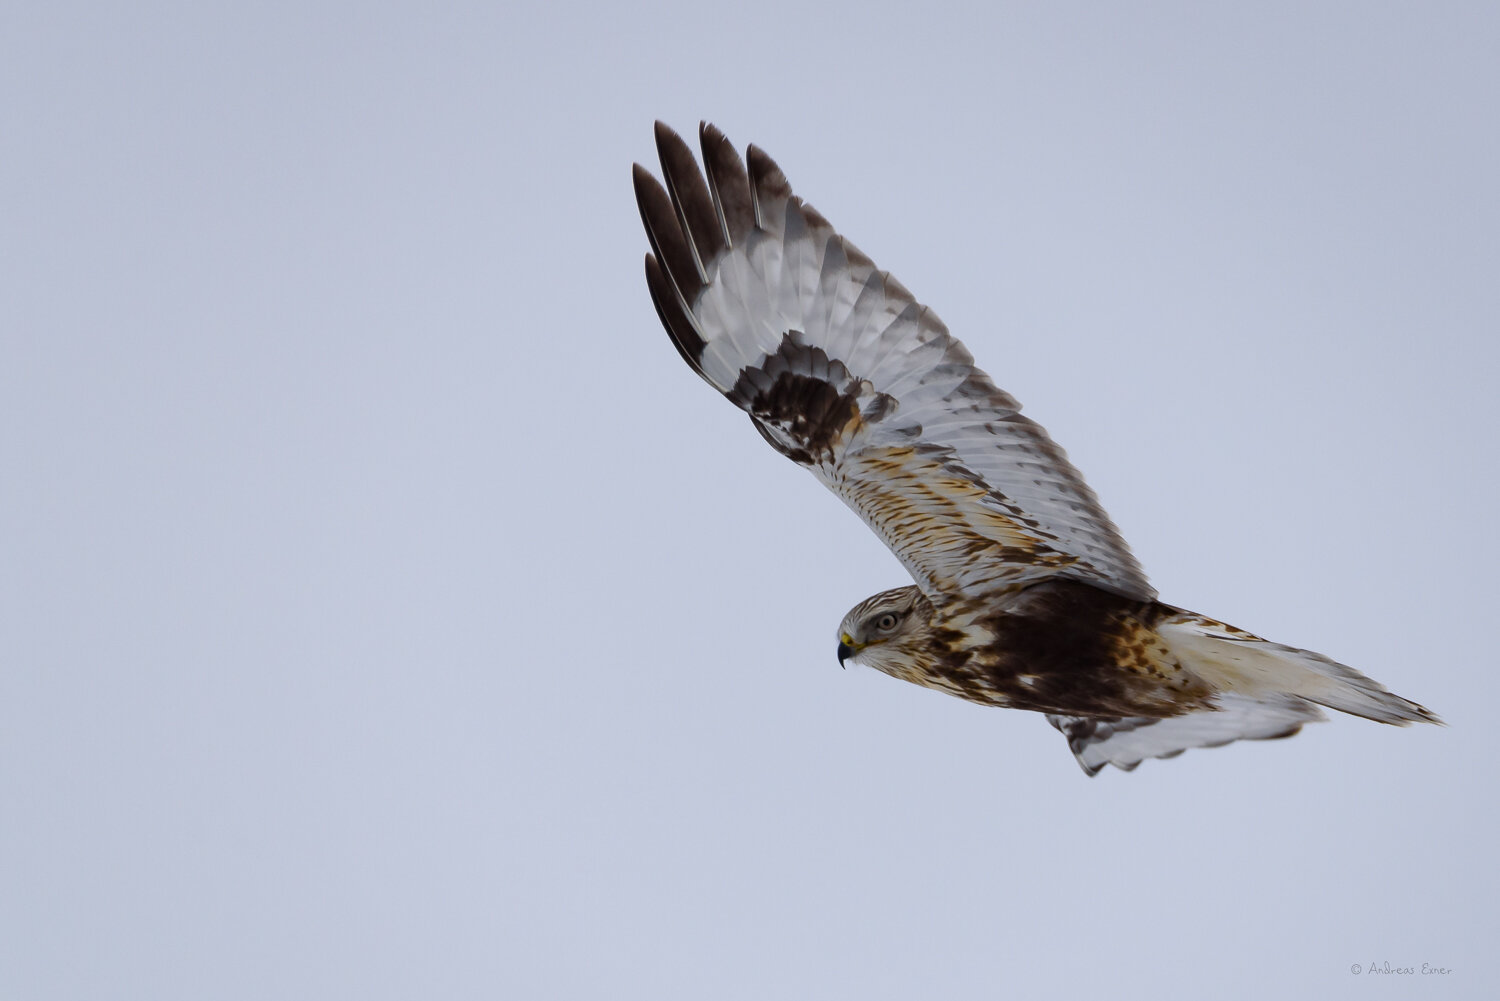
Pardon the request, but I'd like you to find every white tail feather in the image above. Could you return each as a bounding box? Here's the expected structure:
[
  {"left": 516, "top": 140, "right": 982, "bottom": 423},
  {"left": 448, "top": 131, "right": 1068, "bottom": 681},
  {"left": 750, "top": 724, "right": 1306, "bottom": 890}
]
[
  {"left": 1051, "top": 613, "right": 1440, "bottom": 776},
  {"left": 1158, "top": 614, "right": 1439, "bottom": 725}
]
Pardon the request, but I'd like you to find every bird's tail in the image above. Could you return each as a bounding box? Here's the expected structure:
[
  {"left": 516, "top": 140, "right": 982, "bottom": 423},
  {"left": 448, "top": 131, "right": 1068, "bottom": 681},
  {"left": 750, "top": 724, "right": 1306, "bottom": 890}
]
[
  {"left": 1049, "top": 613, "right": 1439, "bottom": 776},
  {"left": 1156, "top": 612, "right": 1440, "bottom": 725}
]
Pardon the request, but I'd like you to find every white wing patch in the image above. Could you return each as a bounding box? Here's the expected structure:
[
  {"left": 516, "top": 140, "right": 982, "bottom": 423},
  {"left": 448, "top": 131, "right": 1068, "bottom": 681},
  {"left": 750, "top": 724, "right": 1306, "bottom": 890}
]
[
  {"left": 1047, "top": 694, "right": 1326, "bottom": 776},
  {"left": 636, "top": 122, "right": 1153, "bottom": 602}
]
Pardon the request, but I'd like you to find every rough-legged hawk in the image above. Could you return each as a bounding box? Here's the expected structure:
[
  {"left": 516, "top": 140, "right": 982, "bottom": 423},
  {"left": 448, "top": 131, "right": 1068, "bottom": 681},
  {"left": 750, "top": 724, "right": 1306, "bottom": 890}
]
[{"left": 633, "top": 121, "right": 1438, "bottom": 775}]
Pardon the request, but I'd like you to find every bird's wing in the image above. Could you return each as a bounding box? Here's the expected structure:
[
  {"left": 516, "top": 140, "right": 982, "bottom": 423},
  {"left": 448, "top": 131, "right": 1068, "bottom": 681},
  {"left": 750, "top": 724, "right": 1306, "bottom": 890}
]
[
  {"left": 1046, "top": 694, "right": 1326, "bottom": 776},
  {"left": 636, "top": 122, "right": 1152, "bottom": 602}
]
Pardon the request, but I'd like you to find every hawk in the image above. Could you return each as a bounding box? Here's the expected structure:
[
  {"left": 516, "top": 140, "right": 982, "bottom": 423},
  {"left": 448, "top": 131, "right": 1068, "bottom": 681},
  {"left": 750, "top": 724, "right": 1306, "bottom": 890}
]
[{"left": 633, "top": 121, "right": 1439, "bottom": 775}]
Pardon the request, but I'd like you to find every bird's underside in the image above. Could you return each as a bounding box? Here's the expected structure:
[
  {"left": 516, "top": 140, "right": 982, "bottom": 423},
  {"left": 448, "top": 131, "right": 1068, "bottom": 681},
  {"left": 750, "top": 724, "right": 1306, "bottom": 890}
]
[
  {"left": 894, "top": 582, "right": 1218, "bottom": 720},
  {"left": 634, "top": 121, "right": 1439, "bottom": 775}
]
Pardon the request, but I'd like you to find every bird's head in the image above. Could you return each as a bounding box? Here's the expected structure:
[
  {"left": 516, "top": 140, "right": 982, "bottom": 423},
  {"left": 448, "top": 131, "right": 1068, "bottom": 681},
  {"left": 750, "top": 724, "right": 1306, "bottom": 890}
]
[{"left": 836, "top": 585, "right": 934, "bottom": 674}]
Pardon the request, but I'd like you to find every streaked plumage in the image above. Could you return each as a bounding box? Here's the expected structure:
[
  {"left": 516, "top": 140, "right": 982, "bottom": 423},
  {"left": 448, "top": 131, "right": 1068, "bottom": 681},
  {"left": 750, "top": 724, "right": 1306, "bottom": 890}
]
[{"left": 634, "top": 121, "right": 1438, "bottom": 775}]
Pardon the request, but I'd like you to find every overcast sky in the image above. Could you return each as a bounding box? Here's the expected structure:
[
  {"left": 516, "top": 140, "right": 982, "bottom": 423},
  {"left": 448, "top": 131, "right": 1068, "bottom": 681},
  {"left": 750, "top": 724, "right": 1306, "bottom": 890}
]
[{"left": 4, "top": 2, "right": 1497, "bottom": 998}]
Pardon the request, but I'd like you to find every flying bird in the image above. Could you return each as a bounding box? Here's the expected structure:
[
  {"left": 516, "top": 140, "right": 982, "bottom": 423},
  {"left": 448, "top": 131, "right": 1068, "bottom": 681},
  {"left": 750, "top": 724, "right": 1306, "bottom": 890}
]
[{"left": 633, "top": 121, "right": 1438, "bottom": 775}]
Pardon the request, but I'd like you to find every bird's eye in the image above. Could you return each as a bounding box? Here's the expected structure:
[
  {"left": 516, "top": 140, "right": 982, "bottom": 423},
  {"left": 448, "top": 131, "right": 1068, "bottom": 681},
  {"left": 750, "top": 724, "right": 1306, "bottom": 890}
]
[{"left": 874, "top": 612, "right": 899, "bottom": 632}]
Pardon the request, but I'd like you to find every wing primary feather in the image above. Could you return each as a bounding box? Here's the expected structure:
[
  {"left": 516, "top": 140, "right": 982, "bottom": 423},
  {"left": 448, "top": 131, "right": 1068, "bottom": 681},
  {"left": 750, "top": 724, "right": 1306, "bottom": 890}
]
[
  {"left": 745, "top": 144, "right": 793, "bottom": 232},
  {"left": 699, "top": 122, "right": 755, "bottom": 248},
  {"left": 653, "top": 121, "right": 723, "bottom": 283},
  {"left": 643, "top": 254, "right": 708, "bottom": 377},
  {"left": 632, "top": 163, "right": 704, "bottom": 305}
]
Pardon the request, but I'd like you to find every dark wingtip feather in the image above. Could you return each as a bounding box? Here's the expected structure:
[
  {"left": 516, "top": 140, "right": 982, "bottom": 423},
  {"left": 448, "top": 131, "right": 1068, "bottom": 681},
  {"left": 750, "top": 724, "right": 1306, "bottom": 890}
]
[
  {"left": 643, "top": 253, "right": 707, "bottom": 376},
  {"left": 633, "top": 162, "right": 704, "bottom": 306},
  {"left": 654, "top": 122, "right": 724, "bottom": 276},
  {"left": 745, "top": 144, "right": 790, "bottom": 192},
  {"left": 699, "top": 121, "right": 755, "bottom": 246},
  {"left": 745, "top": 143, "right": 793, "bottom": 227},
  {"left": 802, "top": 201, "right": 833, "bottom": 232}
]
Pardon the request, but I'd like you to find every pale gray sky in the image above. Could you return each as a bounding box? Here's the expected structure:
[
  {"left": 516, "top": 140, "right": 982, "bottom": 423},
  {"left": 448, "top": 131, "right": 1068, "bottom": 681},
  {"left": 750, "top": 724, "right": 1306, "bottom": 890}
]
[{"left": 4, "top": 2, "right": 1497, "bottom": 998}]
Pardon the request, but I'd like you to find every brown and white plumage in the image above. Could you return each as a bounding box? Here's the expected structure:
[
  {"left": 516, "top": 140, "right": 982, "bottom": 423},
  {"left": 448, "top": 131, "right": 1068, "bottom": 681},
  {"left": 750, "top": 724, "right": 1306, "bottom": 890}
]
[{"left": 635, "top": 121, "right": 1439, "bottom": 775}]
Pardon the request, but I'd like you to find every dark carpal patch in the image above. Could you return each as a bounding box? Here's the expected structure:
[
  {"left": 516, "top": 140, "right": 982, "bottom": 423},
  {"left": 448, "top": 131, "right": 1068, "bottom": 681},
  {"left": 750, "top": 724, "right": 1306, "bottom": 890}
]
[{"left": 728, "top": 332, "right": 890, "bottom": 465}]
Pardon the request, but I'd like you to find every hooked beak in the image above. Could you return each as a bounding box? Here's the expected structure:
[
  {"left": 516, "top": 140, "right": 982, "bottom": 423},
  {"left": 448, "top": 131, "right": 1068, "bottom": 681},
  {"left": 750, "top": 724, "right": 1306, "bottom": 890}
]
[{"left": 837, "top": 634, "right": 858, "bottom": 668}]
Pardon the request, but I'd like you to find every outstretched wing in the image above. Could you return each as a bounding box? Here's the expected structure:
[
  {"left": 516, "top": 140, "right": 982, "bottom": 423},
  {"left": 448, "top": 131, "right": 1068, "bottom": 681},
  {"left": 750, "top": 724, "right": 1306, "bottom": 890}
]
[
  {"left": 635, "top": 121, "right": 1152, "bottom": 602},
  {"left": 1046, "top": 694, "right": 1325, "bottom": 776}
]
